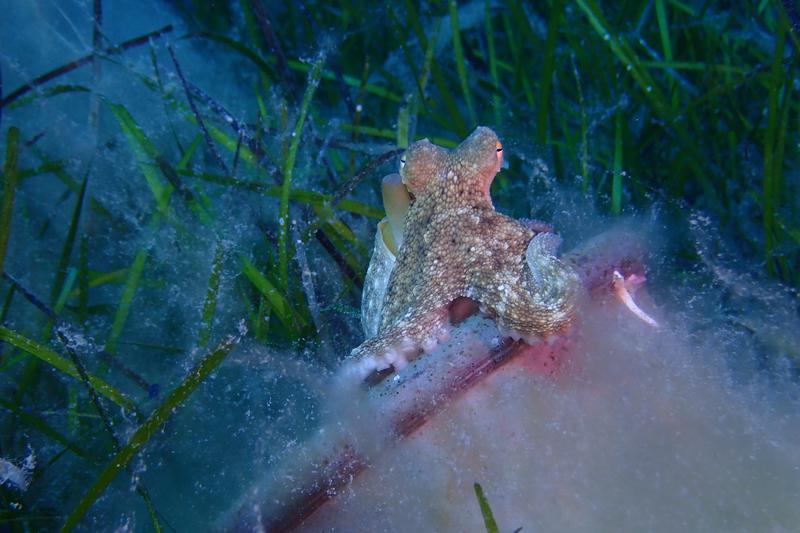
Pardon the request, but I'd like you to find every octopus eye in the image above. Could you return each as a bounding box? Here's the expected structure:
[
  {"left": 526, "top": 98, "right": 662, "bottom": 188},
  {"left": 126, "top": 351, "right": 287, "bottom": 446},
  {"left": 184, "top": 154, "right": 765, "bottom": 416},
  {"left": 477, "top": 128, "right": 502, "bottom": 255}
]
[
  {"left": 399, "top": 157, "right": 406, "bottom": 170},
  {"left": 495, "top": 141, "right": 503, "bottom": 162}
]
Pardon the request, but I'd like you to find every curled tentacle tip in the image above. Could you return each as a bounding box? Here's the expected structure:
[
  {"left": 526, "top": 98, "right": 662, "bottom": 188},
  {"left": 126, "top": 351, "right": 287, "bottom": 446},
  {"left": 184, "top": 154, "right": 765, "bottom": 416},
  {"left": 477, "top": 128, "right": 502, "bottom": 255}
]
[
  {"left": 612, "top": 270, "right": 659, "bottom": 328},
  {"left": 381, "top": 173, "right": 411, "bottom": 252}
]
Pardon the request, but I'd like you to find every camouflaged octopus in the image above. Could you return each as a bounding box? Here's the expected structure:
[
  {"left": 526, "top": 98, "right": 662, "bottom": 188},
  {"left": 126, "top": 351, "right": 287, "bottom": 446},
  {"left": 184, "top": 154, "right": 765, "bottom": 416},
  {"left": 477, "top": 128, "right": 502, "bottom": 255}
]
[{"left": 345, "top": 127, "right": 580, "bottom": 379}]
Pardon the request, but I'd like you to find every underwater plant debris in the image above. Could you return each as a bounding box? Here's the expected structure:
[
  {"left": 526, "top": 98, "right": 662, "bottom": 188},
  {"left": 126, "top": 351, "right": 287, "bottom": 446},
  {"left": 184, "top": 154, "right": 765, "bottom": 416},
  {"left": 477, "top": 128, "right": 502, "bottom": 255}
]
[{"left": 1, "top": 1, "right": 799, "bottom": 531}]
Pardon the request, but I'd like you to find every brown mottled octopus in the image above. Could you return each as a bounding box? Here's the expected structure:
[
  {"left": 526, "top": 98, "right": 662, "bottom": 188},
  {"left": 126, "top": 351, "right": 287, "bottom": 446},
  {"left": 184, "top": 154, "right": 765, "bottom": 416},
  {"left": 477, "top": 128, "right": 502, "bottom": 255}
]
[{"left": 344, "top": 127, "right": 580, "bottom": 379}]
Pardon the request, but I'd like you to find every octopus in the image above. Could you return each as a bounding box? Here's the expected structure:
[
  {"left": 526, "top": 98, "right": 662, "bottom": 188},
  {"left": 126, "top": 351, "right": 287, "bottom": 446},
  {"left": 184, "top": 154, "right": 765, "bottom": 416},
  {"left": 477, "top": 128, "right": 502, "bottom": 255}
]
[
  {"left": 344, "top": 127, "right": 581, "bottom": 379},
  {"left": 225, "top": 129, "right": 662, "bottom": 532}
]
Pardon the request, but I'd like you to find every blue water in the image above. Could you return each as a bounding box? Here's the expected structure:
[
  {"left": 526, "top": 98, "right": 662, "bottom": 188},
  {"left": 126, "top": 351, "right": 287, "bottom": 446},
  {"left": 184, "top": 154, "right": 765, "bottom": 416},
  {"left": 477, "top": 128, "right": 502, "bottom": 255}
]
[{"left": 1, "top": 2, "right": 799, "bottom": 532}]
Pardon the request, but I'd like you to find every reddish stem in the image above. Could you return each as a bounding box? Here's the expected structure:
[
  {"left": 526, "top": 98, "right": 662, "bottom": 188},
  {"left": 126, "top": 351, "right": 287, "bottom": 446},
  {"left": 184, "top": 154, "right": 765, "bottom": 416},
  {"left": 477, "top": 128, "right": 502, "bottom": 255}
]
[{"left": 226, "top": 229, "right": 646, "bottom": 532}]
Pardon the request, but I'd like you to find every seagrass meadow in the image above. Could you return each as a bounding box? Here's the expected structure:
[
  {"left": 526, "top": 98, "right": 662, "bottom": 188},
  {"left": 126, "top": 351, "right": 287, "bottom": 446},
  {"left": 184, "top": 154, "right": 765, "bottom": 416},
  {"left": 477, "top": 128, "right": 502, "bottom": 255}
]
[{"left": 0, "top": 0, "right": 799, "bottom": 531}]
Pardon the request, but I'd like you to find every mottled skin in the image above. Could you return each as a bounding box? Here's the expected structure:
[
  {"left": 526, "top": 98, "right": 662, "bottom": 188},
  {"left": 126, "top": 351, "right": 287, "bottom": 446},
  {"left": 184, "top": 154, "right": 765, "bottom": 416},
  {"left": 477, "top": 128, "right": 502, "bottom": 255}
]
[{"left": 347, "top": 127, "right": 579, "bottom": 377}]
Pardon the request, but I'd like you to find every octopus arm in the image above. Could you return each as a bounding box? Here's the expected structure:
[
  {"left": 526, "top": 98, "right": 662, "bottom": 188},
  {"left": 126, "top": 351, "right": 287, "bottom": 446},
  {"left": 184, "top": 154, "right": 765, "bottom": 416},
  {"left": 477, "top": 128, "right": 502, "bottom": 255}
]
[
  {"left": 523, "top": 232, "right": 581, "bottom": 332},
  {"left": 344, "top": 306, "right": 452, "bottom": 379}
]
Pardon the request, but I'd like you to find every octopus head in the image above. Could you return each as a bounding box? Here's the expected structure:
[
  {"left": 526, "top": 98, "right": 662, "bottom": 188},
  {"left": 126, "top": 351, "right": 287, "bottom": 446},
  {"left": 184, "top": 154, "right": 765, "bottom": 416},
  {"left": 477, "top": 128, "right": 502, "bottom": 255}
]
[
  {"left": 400, "top": 139, "right": 450, "bottom": 196},
  {"left": 454, "top": 126, "right": 504, "bottom": 198}
]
